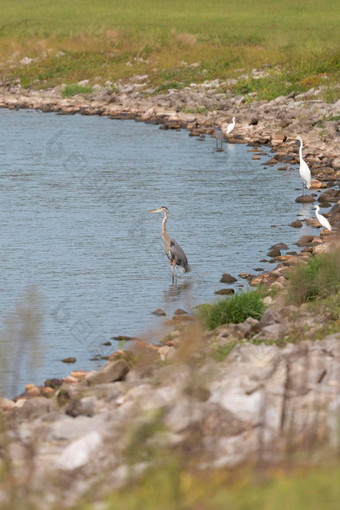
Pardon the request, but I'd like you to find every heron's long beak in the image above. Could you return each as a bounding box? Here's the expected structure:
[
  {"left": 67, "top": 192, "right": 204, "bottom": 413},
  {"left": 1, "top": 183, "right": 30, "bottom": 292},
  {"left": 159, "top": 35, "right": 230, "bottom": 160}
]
[{"left": 146, "top": 208, "right": 163, "bottom": 213}]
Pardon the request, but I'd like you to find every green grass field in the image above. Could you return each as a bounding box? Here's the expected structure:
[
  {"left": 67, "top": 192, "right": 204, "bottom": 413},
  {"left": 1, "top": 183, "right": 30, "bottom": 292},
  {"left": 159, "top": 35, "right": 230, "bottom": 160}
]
[{"left": 0, "top": 0, "right": 339, "bottom": 95}]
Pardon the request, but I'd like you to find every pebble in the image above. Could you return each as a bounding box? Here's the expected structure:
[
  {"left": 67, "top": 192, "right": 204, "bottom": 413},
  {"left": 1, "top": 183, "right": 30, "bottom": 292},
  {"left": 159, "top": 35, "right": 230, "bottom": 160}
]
[
  {"left": 220, "top": 273, "right": 237, "bottom": 284},
  {"left": 152, "top": 308, "right": 166, "bottom": 316},
  {"left": 214, "top": 288, "right": 235, "bottom": 295},
  {"left": 61, "top": 357, "right": 76, "bottom": 364}
]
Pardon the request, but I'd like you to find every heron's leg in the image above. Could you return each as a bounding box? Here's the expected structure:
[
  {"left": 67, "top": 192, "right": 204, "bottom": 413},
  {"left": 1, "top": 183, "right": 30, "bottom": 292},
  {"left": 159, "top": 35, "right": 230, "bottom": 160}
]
[
  {"left": 173, "top": 260, "right": 177, "bottom": 283},
  {"left": 169, "top": 260, "right": 175, "bottom": 283}
]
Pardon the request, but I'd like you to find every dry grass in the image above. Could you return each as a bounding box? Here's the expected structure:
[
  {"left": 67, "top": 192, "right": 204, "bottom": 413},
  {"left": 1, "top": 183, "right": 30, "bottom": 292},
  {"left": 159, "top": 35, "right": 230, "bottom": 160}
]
[{"left": 0, "top": 1, "right": 338, "bottom": 94}]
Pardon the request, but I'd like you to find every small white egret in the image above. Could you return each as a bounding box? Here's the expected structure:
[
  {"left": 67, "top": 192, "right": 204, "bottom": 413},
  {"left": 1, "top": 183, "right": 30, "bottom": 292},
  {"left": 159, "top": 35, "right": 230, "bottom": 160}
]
[
  {"left": 226, "top": 117, "right": 236, "bottom": 135},
  {"left": 296, "top": 136, "right": 311, "bottom": 195},
  {"left": 314, "top": 205, "right": 332, "bottom": 231}
]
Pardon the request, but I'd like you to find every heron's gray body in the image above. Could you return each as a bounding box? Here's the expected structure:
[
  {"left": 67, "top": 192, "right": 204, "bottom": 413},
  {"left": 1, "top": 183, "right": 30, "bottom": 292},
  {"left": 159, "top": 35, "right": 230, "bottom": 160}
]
[
  {"left": 214, "top": 125, "right": 224, "bottom": 150},
  {"left": 162, "top": 218, "right": 191, "bottom": 273}
]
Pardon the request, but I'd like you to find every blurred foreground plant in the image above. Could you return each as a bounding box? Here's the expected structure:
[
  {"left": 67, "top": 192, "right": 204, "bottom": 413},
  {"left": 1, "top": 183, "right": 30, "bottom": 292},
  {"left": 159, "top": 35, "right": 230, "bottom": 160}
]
[{"left": 0, "top": 288, "right": 42, "bottom": 398}]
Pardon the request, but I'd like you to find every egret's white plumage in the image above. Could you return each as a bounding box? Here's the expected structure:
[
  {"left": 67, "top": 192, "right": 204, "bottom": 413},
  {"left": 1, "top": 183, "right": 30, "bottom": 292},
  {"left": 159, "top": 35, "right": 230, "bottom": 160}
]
[
  {"left": 314, "top": 205, "right": 332, "bottom": 231},
  {"left": 296, "top": 136, "right": 311, "bottom": 193},
  {"left": 226, "top": 117, "right": 236, "bottom": 135}
]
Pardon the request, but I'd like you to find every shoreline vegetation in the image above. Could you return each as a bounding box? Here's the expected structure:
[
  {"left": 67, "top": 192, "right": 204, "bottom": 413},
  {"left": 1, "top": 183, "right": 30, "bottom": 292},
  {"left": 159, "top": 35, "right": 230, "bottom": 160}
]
[
  {"left": 0, "top": 0, "right": 339, "bottom": 99},
  {"left": 0, "top": 1, "right": 340, "bottom": 508}
]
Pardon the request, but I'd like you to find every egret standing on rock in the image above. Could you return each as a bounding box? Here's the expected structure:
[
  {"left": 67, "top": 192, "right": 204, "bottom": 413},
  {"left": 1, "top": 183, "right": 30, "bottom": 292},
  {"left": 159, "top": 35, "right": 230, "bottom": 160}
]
[
  {"left": 314, "top": 205, "right": 332, "bottom": 231},
  {"left": 296, "top": 136, "right": 311, "bottom": 195},
  {"left": 147, "top": 206, "right": 191, "bottom": 282},
  {"left": 226, "top": 117, "right": 236, "bottom": 136}
]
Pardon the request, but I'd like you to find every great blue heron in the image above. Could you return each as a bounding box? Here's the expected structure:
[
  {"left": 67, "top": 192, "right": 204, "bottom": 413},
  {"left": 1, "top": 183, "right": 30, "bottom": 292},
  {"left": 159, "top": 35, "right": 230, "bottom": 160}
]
[
  {"left": 296, "top": 136, "right": 311, "bottom": 195},
  {"left": 314, "top": 205, "right": 332, "bottom": 231},
  {"left": 147, "top": 206, "right": 191, "bottom": 282},
  {"left": 226, "top": 116, "right": 236, "bottom": 135},
  {"left": 214, "top": 125, "right": 224, "bottom": 151}
]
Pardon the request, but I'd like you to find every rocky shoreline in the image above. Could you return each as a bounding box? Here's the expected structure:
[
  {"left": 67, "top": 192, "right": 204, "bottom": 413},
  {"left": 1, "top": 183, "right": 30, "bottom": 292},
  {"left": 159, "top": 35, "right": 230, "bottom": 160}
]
[{"left": 0, "top": 82, "right": 339, "bottom": 507}]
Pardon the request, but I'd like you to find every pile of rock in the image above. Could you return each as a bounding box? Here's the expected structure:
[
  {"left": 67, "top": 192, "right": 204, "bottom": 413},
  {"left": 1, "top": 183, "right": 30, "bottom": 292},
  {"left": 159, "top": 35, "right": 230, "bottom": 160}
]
[{"left": 1, "top": 322, "right": 340, "bottom": 505}]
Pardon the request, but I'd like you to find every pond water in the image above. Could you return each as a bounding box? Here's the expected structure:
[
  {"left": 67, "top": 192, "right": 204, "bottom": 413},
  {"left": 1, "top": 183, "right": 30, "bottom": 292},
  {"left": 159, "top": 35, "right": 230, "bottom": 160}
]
[{"left": 0, "top": 109, "right": 321, "bottom": 396}]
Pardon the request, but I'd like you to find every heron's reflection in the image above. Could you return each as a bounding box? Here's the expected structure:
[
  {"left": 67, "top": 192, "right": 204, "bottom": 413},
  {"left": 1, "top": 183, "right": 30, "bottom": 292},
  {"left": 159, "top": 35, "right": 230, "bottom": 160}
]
[
  {"left": 162, "top": 279, "right": 193, "bottom": 308},
  {"left": 298, "top": 202, "right": 313, "bottom": 219}
]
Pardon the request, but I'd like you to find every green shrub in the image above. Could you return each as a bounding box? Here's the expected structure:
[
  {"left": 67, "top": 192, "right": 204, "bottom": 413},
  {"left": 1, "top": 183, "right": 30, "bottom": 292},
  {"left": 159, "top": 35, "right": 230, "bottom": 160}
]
[
  {"left": 288, "top": 252, "right": 340, "bottom": 304},
  {"left": 197, "top": 289, "right": 265, "bottom": 330},
  {"left": 61, "top": 84, "right": 93, "bottom": 97}
]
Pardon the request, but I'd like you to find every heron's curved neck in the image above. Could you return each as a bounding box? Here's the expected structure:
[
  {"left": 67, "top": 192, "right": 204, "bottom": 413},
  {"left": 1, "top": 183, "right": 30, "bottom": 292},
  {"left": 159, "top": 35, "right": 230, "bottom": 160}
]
[{"left": 162, "top": 211, "right": 170, "bottom": 243}]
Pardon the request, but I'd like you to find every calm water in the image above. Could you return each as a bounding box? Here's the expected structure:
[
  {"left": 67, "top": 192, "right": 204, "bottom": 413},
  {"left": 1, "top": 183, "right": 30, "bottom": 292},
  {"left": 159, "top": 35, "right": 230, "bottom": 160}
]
[{"left": 0, "top": 109, "right": 321, "bottom": 396}]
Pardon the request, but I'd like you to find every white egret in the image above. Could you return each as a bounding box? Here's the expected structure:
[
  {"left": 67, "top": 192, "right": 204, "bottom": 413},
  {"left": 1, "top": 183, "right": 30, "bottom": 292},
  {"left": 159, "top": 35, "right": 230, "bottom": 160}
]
[
  {"left": 314, "top": 205, "right": 332, "bottom": 231},
  {"left": 296, "top": 136, "right": 311, "bottom": 194},
  {"left": 226, "top": 117, "right": 236, "bottom": 135}
]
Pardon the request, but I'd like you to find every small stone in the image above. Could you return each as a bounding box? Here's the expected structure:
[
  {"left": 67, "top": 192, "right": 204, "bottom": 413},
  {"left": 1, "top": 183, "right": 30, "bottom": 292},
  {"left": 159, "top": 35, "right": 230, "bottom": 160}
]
[
  {"left": 41, "top": 387, "right": 55, "bottom": 397},
  {"left": 62, "top": 357, "right": 76, "bottom": 364},
  {"left": 174, "top": 308, "right": 188, "bottom": 316},
  {"left": 295, "top": 195, "right": 315, "bottom": 203},
  {"left": 263, "top": 157, "right": 277, "bottom": 165},
  {"left": 239, "top": 272, "right": 252, "bottom": 279},
  {"left": 111, "top": 335, "right": 140, "bottom": 341},
  {"left": 69, "top": 370, "right": 88, "bottom": 380},
  {"left": 44, "top": 378, "right": 63, "bottom": 389},
  {"left": 270, "top": 242, "right": 288, "bottom": 250},
  {"left": 215, "top": 288, "right": 235, "bottom": 295},
  {"left": 254, "top": 267, "right": 264, "bottom": 272},
  {"left": 310, "top": 179, "right": 326, "bottom": 189},
  {"left": 63, "top": 376, "right": 79, "bottom": 384},
  {"left": 267, "top": 247, "right": 281, "bottom": 257},
  {"left": 0, "top": 397, "right": 16, "bottom": 411},
  {"left": 25, "top": 386, "right": 41, "bottom": 397},
  {"left": 220, "top": 273, "right": 237, "bottom": 284},
  {"left": 152, "top": 308, "right": 166, "bottom": 316},
  {"left": 295, "top": 235, "right": 315, "bottom": 247},
  {"left": 103, "top": 341, "right": 111, "bottom": 346},
  {"left": 289, "top": 220, "right": 303, "bottom": 228}
]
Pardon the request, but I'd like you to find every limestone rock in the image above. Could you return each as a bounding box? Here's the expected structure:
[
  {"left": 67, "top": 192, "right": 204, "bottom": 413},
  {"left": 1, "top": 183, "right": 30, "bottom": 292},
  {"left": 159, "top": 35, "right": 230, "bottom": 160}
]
[
  {"left": 86, "top": 359, "right": 129, "bottom": 385},
  {"left": 56, "top": 431, "right": 103, "bottom": 471}
]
